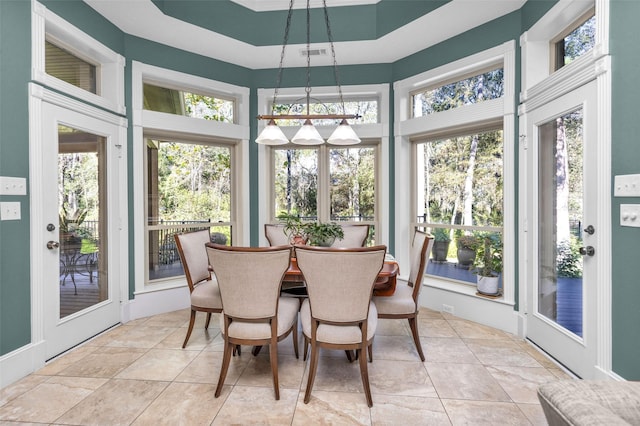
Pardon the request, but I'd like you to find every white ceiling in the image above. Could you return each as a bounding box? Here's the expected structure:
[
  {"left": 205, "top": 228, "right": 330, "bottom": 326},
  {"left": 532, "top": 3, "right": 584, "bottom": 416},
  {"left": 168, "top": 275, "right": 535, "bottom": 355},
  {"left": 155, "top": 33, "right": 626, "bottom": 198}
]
[{"left": 84, "top": 0, "right": 526, "bottom": 69}]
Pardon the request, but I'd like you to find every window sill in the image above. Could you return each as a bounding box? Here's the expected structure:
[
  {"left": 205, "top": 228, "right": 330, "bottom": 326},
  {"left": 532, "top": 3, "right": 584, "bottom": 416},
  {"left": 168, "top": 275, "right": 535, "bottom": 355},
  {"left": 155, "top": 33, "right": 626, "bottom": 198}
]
[{"left": 422, "top": 275, "right": 514, "bottom": 307}]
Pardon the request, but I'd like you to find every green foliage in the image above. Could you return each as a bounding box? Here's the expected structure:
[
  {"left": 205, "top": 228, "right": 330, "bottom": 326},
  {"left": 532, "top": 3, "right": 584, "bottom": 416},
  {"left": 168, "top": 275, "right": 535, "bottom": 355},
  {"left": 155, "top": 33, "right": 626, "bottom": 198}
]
[
  {"left": 432, "top": 228, "right": 450, "bottom": 242},
  {"left": 303, "top": 222, "right": 344, "bottom": 246},
  {"left": 557, "top": 236, "right": 583, "bottom": 278},
  {"left": 456, "top": 234, "right": 478, "bottom": 250},
  {"left": 474, "top": 233, "right": 503, "bottom": 277}
]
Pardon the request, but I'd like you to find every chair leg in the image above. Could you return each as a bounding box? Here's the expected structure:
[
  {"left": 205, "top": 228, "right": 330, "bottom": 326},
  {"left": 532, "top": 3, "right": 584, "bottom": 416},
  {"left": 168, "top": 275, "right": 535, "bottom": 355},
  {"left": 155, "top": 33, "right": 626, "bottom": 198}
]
[
  {"left": 215, "top": 339, "right": 233, "bottom": 398},
  {"left": 408, "top": 317, "right": 425, "bottom": 362},
  {"left": 345, "top": 350, "right": 355, "bottom": 362},
  {"left": 204, "top": 312, "right": 212, "bottom": 329},
  {"left": 304, "top": 340, "right": 320, "bottom": 404},
  {"left": 269, "top": 338, "right": 280, "bottom": 400},
  {"left": 182, "top": 309, "right": 196, "bottom": 348},
  {"left": 303, "top": 336, "right": 310, "bottom": 361},
  {"left": 368, "top": 343, "right": 373, "bottom": 363},
  {"left": 292, "top": 318, "right": 299, "bottom": 359},
  {"left": 358, "top": 347, "right": 373, "bottom": 407}
]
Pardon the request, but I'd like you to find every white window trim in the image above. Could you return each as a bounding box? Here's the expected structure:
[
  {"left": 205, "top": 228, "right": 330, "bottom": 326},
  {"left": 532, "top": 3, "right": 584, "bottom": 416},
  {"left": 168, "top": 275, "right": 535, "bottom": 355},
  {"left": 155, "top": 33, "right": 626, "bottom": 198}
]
[
  {"left": 257, "top": 84, "right": 390, "bottom": 246},
  {"left": 31, "top": 1, "right": 125, "bottom": 115},
  {"left": 131, "top": 61, "right": 251, "bottom": 297},
  {"left": 519, "top": 0, "right": 612, "bottom": 376},
  {"left": 393, "top": 41, "right": 516, "bottom": 331}
]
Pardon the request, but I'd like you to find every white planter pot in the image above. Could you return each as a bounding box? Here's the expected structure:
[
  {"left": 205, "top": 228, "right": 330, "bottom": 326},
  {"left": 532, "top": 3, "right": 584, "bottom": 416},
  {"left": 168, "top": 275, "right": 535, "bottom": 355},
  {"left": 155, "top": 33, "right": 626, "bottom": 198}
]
[{"left": 477, "top": 275, "right": 500, "bottom": 295}]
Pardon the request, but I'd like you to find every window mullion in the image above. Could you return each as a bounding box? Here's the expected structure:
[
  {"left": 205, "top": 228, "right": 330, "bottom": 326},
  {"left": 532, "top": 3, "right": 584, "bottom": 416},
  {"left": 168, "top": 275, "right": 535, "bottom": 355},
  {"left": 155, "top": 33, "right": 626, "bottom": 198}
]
[{"left": 318, "top": 145, "right": 330, "bottom": 223}]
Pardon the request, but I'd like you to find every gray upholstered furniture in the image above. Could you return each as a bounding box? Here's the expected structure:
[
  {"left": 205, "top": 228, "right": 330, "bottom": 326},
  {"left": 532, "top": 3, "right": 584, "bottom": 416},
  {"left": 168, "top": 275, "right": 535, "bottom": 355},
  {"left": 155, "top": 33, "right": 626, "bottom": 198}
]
[
  {"left": 264, "top": 223, "right": 290, "bottom": 246},
  {"left": 537, "top": 380, "right": 640, "bottom": 426},
  {"left": 174, "top": 229, "right": 223, "bottom": 348},
  {"left": 372, "top": 230, "right": 433, "bottom": 361},
  {"left": 295, "top": 244, "right": 386, "bottom": 407},
  {"left": 206, "top": 243, "right": 299, "bottom": 400},
  {"left": 331, "top": 224, "right": 370, "bottom": 248}
]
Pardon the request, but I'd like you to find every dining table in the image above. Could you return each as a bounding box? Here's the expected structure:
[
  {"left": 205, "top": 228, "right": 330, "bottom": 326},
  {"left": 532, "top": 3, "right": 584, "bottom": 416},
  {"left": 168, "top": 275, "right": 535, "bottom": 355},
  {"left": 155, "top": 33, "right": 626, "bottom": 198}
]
[{"left": 283, "top": 253, "right": 399, "bottom": 297}]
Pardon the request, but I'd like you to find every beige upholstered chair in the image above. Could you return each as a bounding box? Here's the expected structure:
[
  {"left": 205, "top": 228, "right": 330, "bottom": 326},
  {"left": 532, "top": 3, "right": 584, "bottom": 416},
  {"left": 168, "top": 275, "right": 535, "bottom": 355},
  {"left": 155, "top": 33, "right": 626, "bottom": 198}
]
[
  {"left": 174, "top": 229, "right": 223, "bottom": 349},
  {"left": 372, "top": 230, "right": 433, "bottom": 361},
  {"left": 331, "top": 224, "right": 370, "bottom": 248},
  {"left": 206, "top": 244, "right": 299, "bottom": 400},
  {"left": 264, "top": 224, "right": 291, "bottom": 246},
  {"left": 295, "top": 245, "right": 386, "bottom": 407}
]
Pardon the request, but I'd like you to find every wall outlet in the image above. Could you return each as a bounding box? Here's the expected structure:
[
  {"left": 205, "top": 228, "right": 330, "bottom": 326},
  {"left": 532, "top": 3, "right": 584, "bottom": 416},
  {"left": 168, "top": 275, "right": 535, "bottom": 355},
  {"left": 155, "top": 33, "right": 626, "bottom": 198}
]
[
  {"left": 0, "top": 176, "right": 27, "bottom": 195},
  {"left": 442, "top": 304, "right": 454, "bottom": 315},
  {"left": 0, "top": 202, "right": 21, "bottom": 220}
]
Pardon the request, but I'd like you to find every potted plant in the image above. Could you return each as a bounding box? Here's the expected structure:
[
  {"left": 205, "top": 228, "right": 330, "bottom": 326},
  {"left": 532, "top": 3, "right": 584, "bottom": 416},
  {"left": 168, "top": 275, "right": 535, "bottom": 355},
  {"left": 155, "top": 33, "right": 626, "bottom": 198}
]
[
  {"left": 303, "top": 221, "right": 344, "bottom": 247},
  {"left": 475, "top": 234, "right": 503, "bottom": 295},
  {"left": 431, "top": 228, "right": 451, "bottom": 262},
  {"left": 277, "top": 213, "right": 308, "bottom": 245},
  {"left": 456, "top": 234, "right": 477, "bottom": 269}
]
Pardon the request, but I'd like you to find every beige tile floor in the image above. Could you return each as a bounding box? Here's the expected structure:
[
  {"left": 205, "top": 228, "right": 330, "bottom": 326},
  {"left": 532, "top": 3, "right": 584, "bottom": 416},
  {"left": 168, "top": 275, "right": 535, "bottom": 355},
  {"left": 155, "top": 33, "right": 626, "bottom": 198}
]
[{"left": 0, "top": 307, "right": 571, "bottom": 425}]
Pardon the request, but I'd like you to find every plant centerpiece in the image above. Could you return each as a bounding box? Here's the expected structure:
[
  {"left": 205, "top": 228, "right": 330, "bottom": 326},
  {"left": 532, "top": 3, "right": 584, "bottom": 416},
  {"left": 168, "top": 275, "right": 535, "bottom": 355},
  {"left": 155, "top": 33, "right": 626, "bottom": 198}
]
[
  {"left": 277, "top": 213, "right": 308, "bottom": 245},
  {"left": 474, "top": 234, "right": 503, "bottom": 295},
  {"left": 431, "top": 228, "right": 451, "bottom": 263},
  {"left": 59, "top": 207, "right": 88, "bottom": 244},
  {"left": 303, "top": 221, "right": 344, "bottom": 247},
  {"left": 456, "top": 234, "right": 478, "bottom": 269}
]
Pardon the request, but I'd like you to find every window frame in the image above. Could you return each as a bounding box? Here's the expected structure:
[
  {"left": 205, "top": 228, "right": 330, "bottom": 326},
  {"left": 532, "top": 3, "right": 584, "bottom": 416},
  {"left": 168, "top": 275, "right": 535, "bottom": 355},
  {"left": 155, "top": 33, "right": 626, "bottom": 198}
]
[
  {"left": 32, "top": 1, "right": 125, "bottom": 114},
  {"left": 257, "top": 84, "right": 390, "bottom": 246},
  {"left": 550, "top": 8, "right": 596, "bottom": 72},
  {"left": 394, "top": 41, "right": 516, "bottom": 306},
  {"left": 132, "top": 61, "right": 250, "bottom": 293}
]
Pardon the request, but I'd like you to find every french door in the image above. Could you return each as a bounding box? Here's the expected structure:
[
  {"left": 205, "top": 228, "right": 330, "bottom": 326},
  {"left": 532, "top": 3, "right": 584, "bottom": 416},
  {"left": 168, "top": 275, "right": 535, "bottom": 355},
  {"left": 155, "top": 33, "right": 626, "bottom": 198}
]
[
  {"left": 525, "top": 81, "right": 598, "bottom": 378},
  {"left": 37, "top": 100, "right": 122, "bottom": 360}
]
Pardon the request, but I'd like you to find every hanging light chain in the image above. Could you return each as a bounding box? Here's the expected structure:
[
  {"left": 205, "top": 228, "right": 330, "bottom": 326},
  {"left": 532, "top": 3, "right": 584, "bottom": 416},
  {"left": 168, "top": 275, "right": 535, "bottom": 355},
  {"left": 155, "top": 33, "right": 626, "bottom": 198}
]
[
  {"left": 305, "top": 0, "right": 312, "bottom": 115},
  {"left": 323, "top": 0, "right": 346, "bottom": 117},
  {"left": 271, "top": 0, "right": 295, "bottom": 115}
]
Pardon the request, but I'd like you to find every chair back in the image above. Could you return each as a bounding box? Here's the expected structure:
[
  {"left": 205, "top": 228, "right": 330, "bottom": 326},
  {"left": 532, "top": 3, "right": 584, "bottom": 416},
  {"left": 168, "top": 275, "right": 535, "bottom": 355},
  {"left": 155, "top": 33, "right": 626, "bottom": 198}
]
[
  {"left": 264, "top": 224, "right": 291, "bottom": 246},
  {"left": 295, "top": 245, "right": 386, "bottom": 323},
  {"left": 407, "top": 230, "right": 434, "bottom": 301},
  {"left": 206, "top": 244, "right": 291, "bottom": 319},
  {"left": 174, "top": 229, "right": 212, "bottom": 292},
  {"left": 331, "top": 224, "right": 370, "bottom": 248}
]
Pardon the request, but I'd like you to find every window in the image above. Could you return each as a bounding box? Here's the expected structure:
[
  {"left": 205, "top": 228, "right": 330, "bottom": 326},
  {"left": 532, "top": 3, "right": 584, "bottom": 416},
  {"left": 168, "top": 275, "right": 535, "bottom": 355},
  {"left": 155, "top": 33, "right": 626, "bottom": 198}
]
[
  {"left": 411, "top": 68, "right": 504, "bottom": 117},
  {"left": 553, "top": 13, "right": 596, "bottom": 71},
  {"left": 146, "top": 138, "right": 232, "bottom": 281},
  {"left": 271, "top": 144, "right": 378, "bottom": 244},
  {"left": 32, "top": 4, "right": 125, "bottom": 113},
  {"left": 143, "top": 83, "right": 235, "bottom": 123},
  {"left": 271, "top": 99, "right": 378, "bottom": 125},
  {"left": 46, "top": 41, "right": 97, "bottom": 94},
  {"left": 416, "top": 129, "right": 503, "bottom": 285}
]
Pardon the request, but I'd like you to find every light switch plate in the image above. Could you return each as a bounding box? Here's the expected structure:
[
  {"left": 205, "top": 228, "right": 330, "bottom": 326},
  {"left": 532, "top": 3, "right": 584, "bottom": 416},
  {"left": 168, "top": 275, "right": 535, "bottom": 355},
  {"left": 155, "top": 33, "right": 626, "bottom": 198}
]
[
  {"left": 614, "top": 174, "right": 640, "bottom": 197},
  {"left": 620, "top": 204, "right": 640, "bottom": 227},
  {"left": 0, "top": 202, "right": 21, "bottom": 220},
  {"left": 0, "top": 176, "right": 27, "bottom": 195}
]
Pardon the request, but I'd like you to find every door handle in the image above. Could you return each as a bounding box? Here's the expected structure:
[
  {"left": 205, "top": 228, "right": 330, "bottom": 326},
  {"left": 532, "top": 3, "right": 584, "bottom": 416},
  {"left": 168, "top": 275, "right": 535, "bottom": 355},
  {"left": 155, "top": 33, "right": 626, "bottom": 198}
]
[
  {"left": 579, "top": 246, "right": 595, "bottom": 256},
  {"left": 47, "top": 241, "right": 60, "bottom": 250}
]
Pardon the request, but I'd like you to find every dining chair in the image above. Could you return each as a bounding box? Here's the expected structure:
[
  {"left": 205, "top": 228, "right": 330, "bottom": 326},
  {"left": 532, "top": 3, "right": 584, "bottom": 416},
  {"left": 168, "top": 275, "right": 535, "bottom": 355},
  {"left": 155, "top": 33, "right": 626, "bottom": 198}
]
[
  {"left": 331, "top": 224, "right": 370, "bottom": 248},
  {"left": 372, "top": 230, "right": 433, "bottom": 361},
  {"left": 206, "top": 243, "right": 299, "bottom": 400},
  {"left": 295, "top": 245, "right": 386, "bottom": 407},
  {"left": 264, "top": 223, "right": 291, "bottom": 246},
  {"left": 174, "top": 229, "right": 223, "bottom": 349}
]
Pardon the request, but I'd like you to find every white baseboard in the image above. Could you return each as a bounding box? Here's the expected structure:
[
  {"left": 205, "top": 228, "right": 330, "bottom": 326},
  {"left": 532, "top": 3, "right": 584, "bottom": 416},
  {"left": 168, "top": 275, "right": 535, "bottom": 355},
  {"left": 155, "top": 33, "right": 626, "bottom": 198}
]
[
  {"left": 125, "top": 285, "right": 190, "bottom": 323},
  {"left": 0, "top": 341, "right": 46, "bottom": 389}
]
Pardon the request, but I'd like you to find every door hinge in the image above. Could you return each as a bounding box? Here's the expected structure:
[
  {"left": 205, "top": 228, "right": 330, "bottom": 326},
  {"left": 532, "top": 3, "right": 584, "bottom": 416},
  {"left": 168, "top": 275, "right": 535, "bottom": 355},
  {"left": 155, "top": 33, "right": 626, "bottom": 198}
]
[{"left": 519, "top": 134, "right": 527, "bottom": 150}]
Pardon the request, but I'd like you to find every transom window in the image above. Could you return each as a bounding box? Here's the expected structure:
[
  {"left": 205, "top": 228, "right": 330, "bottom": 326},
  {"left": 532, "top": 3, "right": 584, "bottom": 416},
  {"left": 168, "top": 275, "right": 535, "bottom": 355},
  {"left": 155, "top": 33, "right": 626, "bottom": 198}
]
[
  {"left": 45, "top": 40, "right": 97, "bottom": 94},
  {"left": 553, "top": 12, "right": 596, "bottom": 71},
  {"left": 411, "top": 67, "right": 504, "bottom": 117},
  {"left": 272, "top": 99, "right": 378, "bottom": 125},
  {"left": 143, "top": 83, "right": 235, "bottom": 123}
]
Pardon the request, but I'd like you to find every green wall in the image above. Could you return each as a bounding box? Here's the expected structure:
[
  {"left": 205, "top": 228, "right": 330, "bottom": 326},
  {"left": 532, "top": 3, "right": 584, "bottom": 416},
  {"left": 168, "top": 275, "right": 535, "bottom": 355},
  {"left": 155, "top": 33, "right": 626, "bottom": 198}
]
[
  {"left": 0, "top": 0, "right": 33, "bottom": 355},
  {"left": 610, "top": 0, "right": 640, "bottom": 380},
  {"left": 2, "top": 0, "right": 639, "bottom": 381}
]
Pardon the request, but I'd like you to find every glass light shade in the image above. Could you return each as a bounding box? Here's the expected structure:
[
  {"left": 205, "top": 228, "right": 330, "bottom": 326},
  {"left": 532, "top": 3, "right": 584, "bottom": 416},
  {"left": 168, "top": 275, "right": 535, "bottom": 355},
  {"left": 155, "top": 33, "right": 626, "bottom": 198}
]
[
  {"left": 327, "top": 119, "right": 361, "bottom": 145},
  {"left": 291, "top": 119, "right": 324, "bottom": 145},
  {"left": 256, "top": 119, "right": 289, "bottom": 145}
]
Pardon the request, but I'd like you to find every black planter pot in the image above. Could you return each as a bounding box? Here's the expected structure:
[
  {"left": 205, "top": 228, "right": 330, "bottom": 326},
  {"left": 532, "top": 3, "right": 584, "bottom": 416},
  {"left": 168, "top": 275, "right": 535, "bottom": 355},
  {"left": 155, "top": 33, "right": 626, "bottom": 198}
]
[
  {"left": 456, "top": 247, "right": 476, "bottom": 269},
  {"left": 432, "top": 241, "right": 450, "bottom": 262}
]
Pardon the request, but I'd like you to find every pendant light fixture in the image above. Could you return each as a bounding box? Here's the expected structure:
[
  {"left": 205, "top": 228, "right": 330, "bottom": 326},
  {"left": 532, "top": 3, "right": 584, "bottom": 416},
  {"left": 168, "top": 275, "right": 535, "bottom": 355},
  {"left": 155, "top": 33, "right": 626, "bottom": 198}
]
[{"left": 256, "top": 0, "right": 361, "bottom": 146}]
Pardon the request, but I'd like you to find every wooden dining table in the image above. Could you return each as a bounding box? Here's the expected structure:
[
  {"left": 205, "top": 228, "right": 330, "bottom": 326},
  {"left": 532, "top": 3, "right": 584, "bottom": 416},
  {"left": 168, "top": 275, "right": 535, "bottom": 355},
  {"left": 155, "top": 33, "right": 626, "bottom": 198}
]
[{"left": 284, "top": 256, "right": 400, "bottom": 297}]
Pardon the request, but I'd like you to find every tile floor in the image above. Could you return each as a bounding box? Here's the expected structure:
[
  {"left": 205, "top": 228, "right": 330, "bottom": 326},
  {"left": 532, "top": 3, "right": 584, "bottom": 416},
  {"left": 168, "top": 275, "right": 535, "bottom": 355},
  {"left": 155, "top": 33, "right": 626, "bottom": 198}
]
[{"left": 0, "top": 307, "right": 571, "bottom": 425}]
